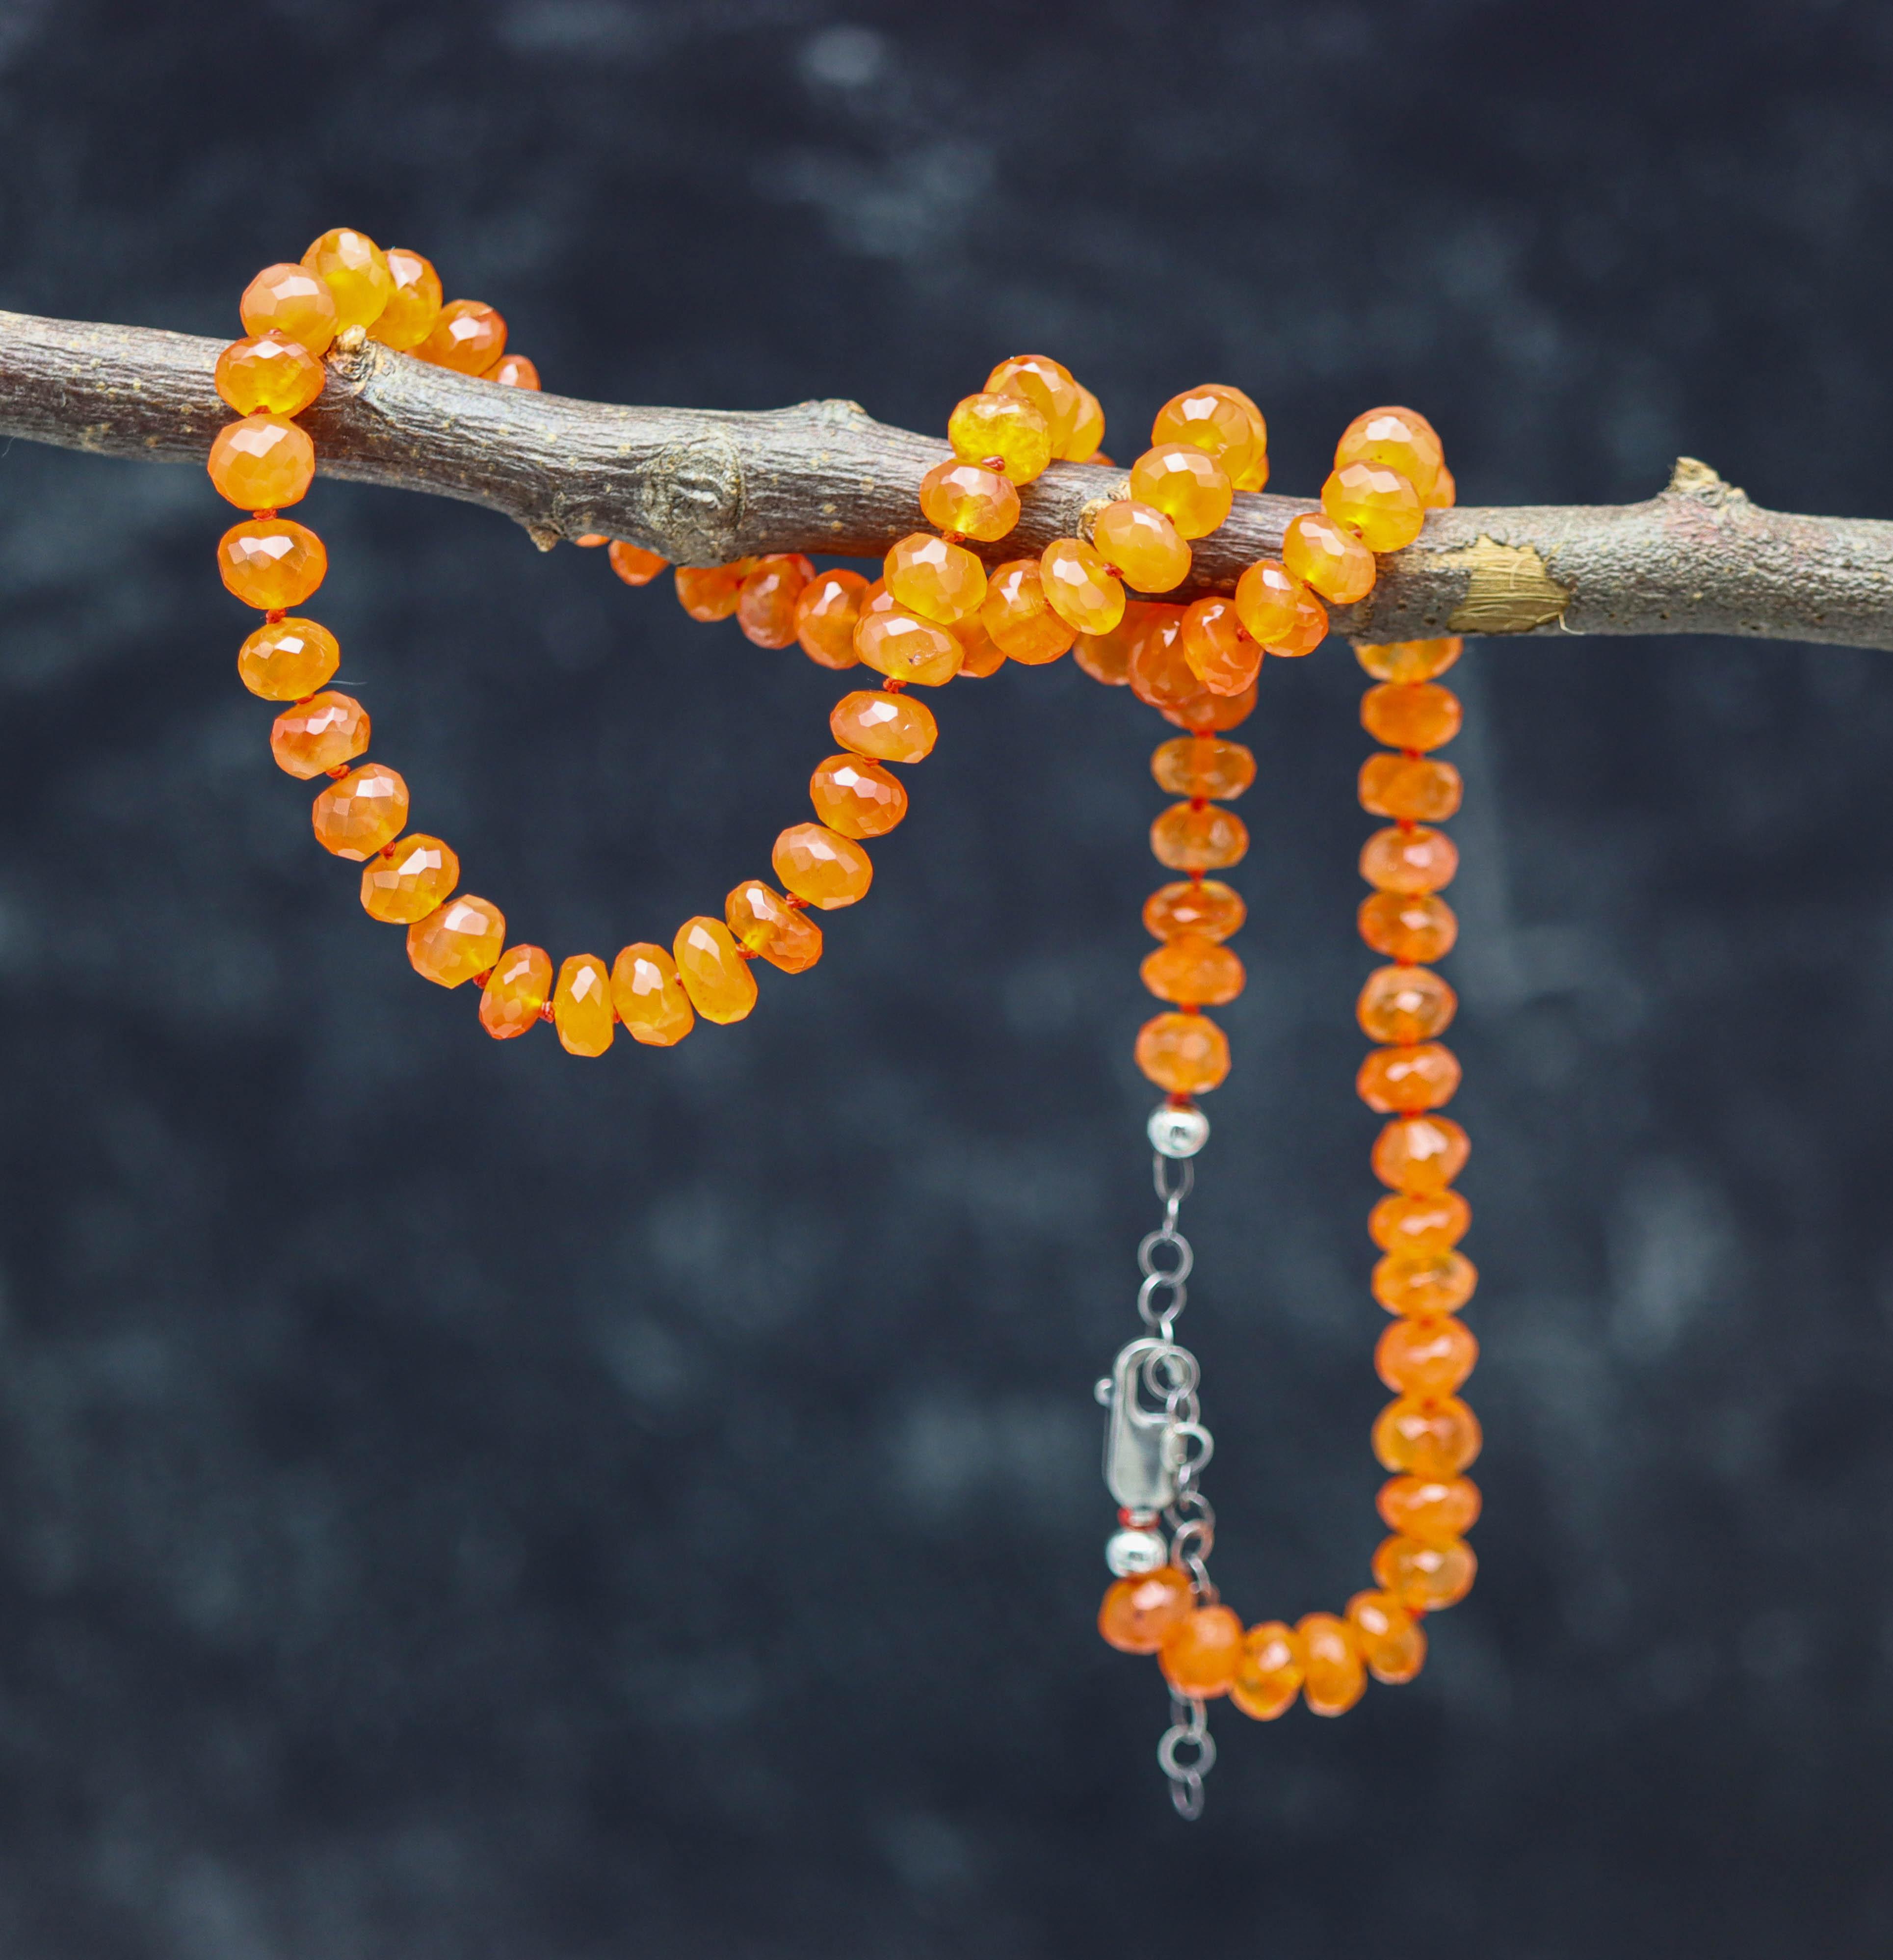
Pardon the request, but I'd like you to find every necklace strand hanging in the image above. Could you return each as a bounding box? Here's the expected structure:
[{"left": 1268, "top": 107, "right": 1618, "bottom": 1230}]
[{"left": 210, "top": 228, "right": 1474, "bottom": 1820}]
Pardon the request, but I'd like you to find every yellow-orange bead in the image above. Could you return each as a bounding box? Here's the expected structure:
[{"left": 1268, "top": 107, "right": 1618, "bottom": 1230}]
[
  {"left": 219, "top": 519, "right": 327, "bottom": 610},
  {"left": 1040, "top": 538, "right": 1124, "bottom": 636},
  {"left": 1135, "top": 1011, "right": 1230, "bottom": 1095},
  {"left": 1063, "top": 383, "right": 1105, "bottom": 462},
  {"left": 1141, "top": 935, "right": 1244, "bottom": 1007},
  {"left": 608, "top": 540, "right": 666, "bottom": 586},
  {"left": 1372, "top": 1113, "right": 1470, "bottom": 1192},
  {"left": 311, "top": 763, "right": 409, "bottom": 859},
  {"left": 1230, "top": 1621, "right": 1303, "bottom": 1722},
  {"left": 674, "top": 560, "right": 756, "bottom": 622},
  {"left": 673, "top": 916, "right": 757, "bottom": 1024},
  {"left": 1074, "top": 603, "right": 1154, "bottom": 686},
  {"left": 1151, "top": 737, "right": 1254, "bottom": 800},
  {"left": 1159, "top": 1604, "right": 1245, "bottom": 1698},
  {"left": 1322, "top": 461, "right": 1424, "bottom": 552},
  {"left": 1378, "top": 1474, "right": 1481, "bottom": 1548},
  {"left": 1363, "top": 682, "right": 1462, "bottom": 752},
  {"left": 215, "top": 334, "right": 326, "bottom": 417},
  {"left": 1362, "top": 826, "right": 1458, "bottom": 894},
  {"left": 1356, "top": 636, "right": 1463, "bottom": 683},
  {"left": 1345, "top": 1589, "right": 1426, "bottom": 1685},
  {"left": 1375, "top": 1314, "right": 1478, "bottom": 1396},
  {"left": 1360, "top": 891, "right": 1458, "bottom": 963},
  {"left": 1179, "top": 596, "right": 1261, "bottom": 697},
  {"left": 886, "top": 533, "right": 986, "bottom": 626},
  {"left": 1150, "top": 385, "right": 1266, "bottom": 486},
  {"left": 855, "top": 605, "right": 963, "bottom": 687},
  {"left": 1144, "top": 878, "right": 1245, "bottom": 943},
  {"left": 1335, "top": 406, "right": 1444, "bottom": 500},
  {"left": 1358, "top": 1041, "right": 1462, "bottom": 1113},
  {"left": 737, "top": 554, "right": 814, "bottom": 649},
  {"left": 408, "top": 894, "right": 505, "bottom": 989},
  {"left": 773, "top": 822, "right": 872, "bottom": 909},
  {"left": 1373, "top": 1395, "right": 1482, "bottom": 1476},
  {"left": 269, "top": 690, "right": 368, "bottom": 779},
  {"left": 1369, "top": 1189, "right": 1472, "bottom": 1257},
  {"left": 1097, "top": 1564, "right": 1193, "bottom": 1654},
  {"left": 480, "top": 943, "right": 551, "bottom": 1040},
  {"left": 1373, "top": 1533, "right": 1477, "bottom": 1612},
  {"left": 1233, "top": 558, "right": 1326, "bottom": 654},
  {"left": 417, "top": 299, "right": 506, "bottom": 376},
  {"left": 1213, "top": 385, "right": 1271, "bottom": 491},
  {"left": 488, "top": 353, "right": 539, "bottom": 390},
  {"left": 951, "top": 611, "right": 1007, "bottom": 677},
  {"left": 1151, "top": 802, "right": 1247, "bottom": 872},
  {"left": 1283, "top": 510, "right": 1377, "bottom": 605},
  {"left": 1360, "top": 753, "right": 1463, "bottom": 823},
  {"left": 611, "top": 943, "right": 695, "bottom": 1045},
  {"left": 725, "top": 880, "right": 823, "bottom": 975},
  {"left": 1090, "top": 500, "right": 1191, "bottom": 593},
  {"left": 830, "top": 689, "right": 936, "bottom": 764},
  {"left": 1126, "top": 608, "right": 1196, "bottom": 709},
  {"left": 919, "top": 460, "right": 1019, "bottom": 542},
  {"left": 208, "top": 414, "right": 316, "bottom": 511},
  {"left": 300, "top": 228, "right": 392, "bottom": 331},
  {"left": 947, "top": 391, "right": 1052, "bottom": 484},
  {"left": 986, "top": 353, "right": 1082, "bottom": 453},
  {"left": 361, "top": 834, "right": 458, "bottom": 924},
  {"left": 794, "top": 571, "right": 867, "bottom": 668},
  {"left": 1373, "top": 1251, "right": 1479, "bottom": 1320},
  {"left": 237, "top": 616, "right": 339, "bottom": 700},
  {"left": 1161, "top": 681, "right": 1258, "bottom": 734},
  {"left": 239, "top": 263, "right": 338, "bottom": 356},
  {"left": 1357, "top": 965, "right": 1456, "bottom": 1044},
  {"left": 1425, "top": 464, "right": 1457, "bottom": 510},
  {"left": 1297, "top": 1613, "right": 1366, "bottom": 1716},
  {"left": 552, "top": 954, "right": 615, "bottom": 1057},
  {"left": 810, "top": 752, "right": 907, "bottom": 838},
  {"left": 979, "top": 559, "right": 1075, "bottom": 665},
  {"left": 369, "top": 248, "right": 443, "bottom": 351},
  {"left": 1130, "top": 443, "right": 1233, "bottom": 540}
]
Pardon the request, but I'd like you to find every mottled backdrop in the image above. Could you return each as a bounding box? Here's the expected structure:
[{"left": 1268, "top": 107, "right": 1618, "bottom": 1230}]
[{"left": 0, "top": 1, "right": 1889, "bottom": 1954}]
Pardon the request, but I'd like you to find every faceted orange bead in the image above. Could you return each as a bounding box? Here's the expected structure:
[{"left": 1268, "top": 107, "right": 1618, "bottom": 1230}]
[
  {"left": 886, "top": 533, "right": 985, "bottom": 626},
  {"left": 1357, "top": 965, "right": 1456, "bottom": 1044},
  {"left": 1063, "top": 383, "right": 1105, "bottom": 462},
  {"left": 831, "top": 689, "right": 936, "bottom": 763},
  {"left": 947, "top": 391, "right": 1052, "bottom": 484},
  {"left": 737, "top": 554, "right": 814, "bottom": 648},
  {"left": 1360, "top": 891, "right": 1458, "bottom": 963},
  {"left": 1151, "top": 737, "right": 1254, "bottom": 801},
  {"left": 1283, "top": 510, "right": 1377, "bottom": 604},
  {"left": 1232, "top": 558, "right": 1299, "bottom": 645},
  {"left": 301, "top": 227, "right": 392, "bottom": 330},
  {"left": 1369, "top": 1189, "right": 1472, "bottom": 1257},
  {"left": 986, "top": 353, "right": 1082, "bottom": 453},
  {"left": 611, "top": 943, "right": 695, "bottom": 1045},
  {"left": 1373, "top": 1251, "right": 1478, "bottom": 1320},
  {"left": 489, "top": 353, "right": 540, "bottom": 391},
  {"left": 1179, "top": 596, "right": 1261, "bottom": 697},
  {"left": 1378, "top": 1474, "right": 1482, "bottom": 1548},
  {"left": 219, "top": 518, "right": 327, "bottom": 609},
  {"left": 1144, "top": 879, "right": 1245, "bottom": 943},
  {"left": 979, "top": 559, "right": 1075, "bottom": 664},
  {"left": 1091, "top": 500, "right": 1191, "bottom": 593},
  {"left": 480, "top": 943, "right": 552, "bottom": 1040},
  {"left": 1130, "top": 443, "right": 1232, "bottom": 540},
  {"left": 1216, "top": 384, "right": 1271, "bottom": 492},
  {"left": 725, "top": 880, "right": 823, "bottom": 975},
  {"left": 408, "top": 894, "right": 506, "bottom": 989},
  {"left": 237, "top": 616, "right": 339, "bottom": 700},
  {"left": 1098, "top": 1563, "right": 1193, "bottom": 1654},
  {"left": 794, "top": 570, "right": 868, "bottom": 668},
  {"left": 810, "top": 753, "right": 907, "bottom": 838},
  {"left": 239, "top": 263, "right": 338, "bottom": 356},
  {"left": 417, "top": 299, "right": 506, "bottom": 375},
  {"left": 609, "top": 541, "right": 668, "bottom": 586},
  {"left": 553, "top": 954, "right": 616, "bottom": 1057},
  {"left": 1361, "top": 825, "right": 1459, "bottom": 894},
  {"left": 951, "top": 611, "right": 1007, "bottom": 677},
  {"left": 1373, "top": 1534, "right": 1477, "bottom": 1613},
  {"left": 1230, "top": 1621, "right": 1303, "bottom": 1721},
  {"left": 674, "top": 560, "right": 756, "bottom": 622},
  {"left": 1141, "top": 935, "right": 1244, "bottom": 1007},
  {"left": 1373, "top": 1395, "right": 1482, "bottom": 1476},
  {"left": 1161, "top": 681, "right": 1257, "bottom": 734},
  {"left": 1074, "top": 603, "right": 1155, "bottom": 685},
  {"left": 1335, "top": 407, "right": 1444, "bottom": 501},
  {"left": 673, "top": 916, "right": 758, "bottom": 1024},
  {"left": 1151, "top": 802, "right": 1248, "bottom": 872},
  {"left": 1135, "top": 1011, "right": 1230, "bottom": 1094},
  {"left": 1298, "top": 1613, "right": 1366, "bottom": 1716},
  {"left": 1375, "top": 1314, "right": 1478, "bottom": 1396},
  {"left": 1425, "top": 464, "right": 1457, "bottom": 510},
  {"left": 311, "top": 763, "right": 409, "bottom": 859},
  {"left": 270, "top": 690, "right": 368, "bottom": 778},
  {"left": 1363, "top": 682, "right": 1462, "bottom": 752},
  {"left": 855, "top": 605, "right": 963, "bottom": 686},
  {"left": 1126, "top": 607, "right": 1197, "bottom": 708},
  {"left": 919, "top": 460, "right": 1019, "bottom": 541},
  {"left": 1041, "top": 538, "right": 1124, "bottom": 636},
  {"left": 1356, "top": 636, "right": 1463, "bottom": 683},
  {"left": 361, "top": 834, "right": 458, "bottom": 924},
  {"left": 1346, "top": 1589, "right": 1426, "bottom": 1685},
  {"left": 1322, "top": 461, "right": 1424, "bottom": 552},
  {"left": 773, "top": 822, "right": 872, "bottom": 909},
  {"left": 208, "top": 414, "right": 316, "bottom": 510},
  {"left": 1372, "top": 1113, "right": 1470, "bottom": 1192},
  {"left": 1360, "top": 753, "right": 1463, "bottom": 822},
  {"left": 1150, "top": 385, "right": 1265, "bottom": 486},
  {"left": 1159, "top": 1604, "right": 1245, "bottom": 1698},
  {"left": 1357, "top": 1041, "right": 1462, "bottom": 1113},
  {"left": 370, "top": 248, "right": 443, "bottom": 351},
  {"left": 215, "top": 334, "right": 325, "bottom": 417}
]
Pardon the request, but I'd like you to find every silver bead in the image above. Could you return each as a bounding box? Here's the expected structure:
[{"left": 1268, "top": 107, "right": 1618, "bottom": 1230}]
[
  {"left": 1105, "top": 1527, "right": 1168, "bottom": 1576},
  {"left": 1148, "top": 1103, "right": 1209, "bottom": 1159}
]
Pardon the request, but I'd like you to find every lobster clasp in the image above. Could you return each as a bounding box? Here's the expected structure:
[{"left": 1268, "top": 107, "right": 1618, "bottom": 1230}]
[{"left": 1097, "top": 1336, "right": 1182, "bottom": 1513}]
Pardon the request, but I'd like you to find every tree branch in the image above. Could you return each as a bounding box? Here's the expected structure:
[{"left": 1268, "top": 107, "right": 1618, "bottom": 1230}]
[{"left": 3, "top": 307, "right": 1890, "bottom": 650}]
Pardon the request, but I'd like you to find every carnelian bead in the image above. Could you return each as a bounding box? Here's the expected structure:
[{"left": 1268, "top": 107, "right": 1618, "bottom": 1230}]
[
  {"left": 1141, "top": 935, "right": 1244, "bottom": 1007},
  {"left": 1376, "top": 1315, "right": 1477, "bottom": 1397},
  {"left": 417, "top": 299, "right": 506, "bottom": 375},
  {"left": 986, "top": 353, "right": 1081, "bottom": 453},
  {"left": 1041, "top": 538, "right": 1125, "bottom": 636},
  {"left": 1362, "top": 825, "right": 1459, "bottom": 894},
  {"left": 855, "top": 605, "right": 963, "bottom": 686},
  {"left": 1161, "top": 681, "right": 1257, "bottom": 734},
  {"left": 301, "top": 228, "right": 392, "bottom": 330},
  {"left": 1356, "top": 636, "right": 1462, "bottom": 683},
  {"left": 1075, "top": 603, "right": 1155, "bottom": 686},
  {"left": 1359, "top": 891, "right": 1458, "bottom": 963},
  {"left": 1135, "top": 1011, "right": 1230, "bottom": 1095},
  {"left": 553, "top": 953, "right": 615, "bottom": 1057},
  {"left": 1232, "top": 559, "right": 1300, "bottom": 644},
  {"left": 947, "top": 391, "right": 1051, "bottom": 484},
  {"left": 1283, "top": 510, "right": 1376, "bottom": 605},
  {"left": 362, "top": 835, "right": 458, "bottom": 924},
  {"left": 1098, "top": 1564, "right": 1193, "bottom": 1653},
  {"left": 1159, "top": 1604, "right": 1245, "bottom": 1697},
  {"left": 270, "top": 691, "right": 368, "bottom": 779},
  {"left": 810, "top": 753, "right": 907, "bottom": 838},
  {"left": 1425, "top": 464, "right": 1457, "bottom": 510},
  {"left": 1130, "top": 443, "right": 1232, "bottom": 540},
  {"left": 1378, "top": 1474, "right": 1482, "bottom": 1548},
  {"left": 1360, "top": 753, "right": 1463, "bottom": 823},
  {"left": 370, "top": 248, "right": 443, "bottom": 351},
  {"left": 215, "top": 334, "right": 325, "bottom": 417},
  {"left": 1373, "top": 1395, "right": 1482, "bottom": 1476},
  {"left": 480, "top": 943, "right": 552, "bottom": 1040},
  {"left": 311, "top": 763, "right": 409, "bottom": 859},
  {"left": 1372, "top": 1113, "right": 1470, "bottom": 1192},
  {"left": 1230, "top": 1621, "right": 1303, "bottom": 1721},
  {"left": 979, "top": 560, "right": 1075, "bottom": 664},
  {"left": 1363, "top": 682, "right": 1462, "bottom": 752},
  {"left": 1179, "top": 596, "right": 1261, "bottom": 697},
  {"left": 1064, "top": 383, "right": 1105, "bottom": 462},
  {"left": 237, "top": 616, "right": 339, "bottom": 700},
  {"left": 1151, "top": 737, "right": 1254, "bottom": 800},
  {"left": 830, "top": 689, "right": 936, "bottom": 763},
  {"left": 773, "top": 823, "right": 872, "bottom": 909},
  {"left": 951, "top": 611, "right": 1007, "bottom": 677},
  {"left": 1373, "top": 1534, "right": 1477, "bottom": 1612},
  {"left": 608, "top": 541, "right": 667, "bottom": 586},
  {"left": 674, "top": 561, "right": 756, "bottom": 622},
  {"left": 1145, "top": 879, "right": 1245, "bottom": 943},
  {"left": 1374, "top": 1251, "right": 1478, "bottom": 1319},
  {"left": 1346, "top": 1589, "right": 1426, "bottom": 1685},
  {"left": 239, "top": 264, "right": 338, "bottom": 356},
  {"left": 1091, "top": 500, "right": 1191, "bottom": 593},
  {"left": 1126, "top": 608, "right": 1197, "bottom": 708},
  {"left": 736, "top": 554, "right": 814, "bottom": 648},
  {"left": 1358, "top": 965, "right": 1456, "bottom": 1044},
  {"left": 489, "top": 354, "right": 540, "bottom": 391},
  {"left": 1298, "top": 1613, "right": 1366, "bottom": 1716},
  {"left": 208, "top": 413, "right": 316, "bottom": 510},
  {"left": 611, "top": 943, "right": 695, "bottom": 1045},
  {"left": 1358, "top": 1041, "right": 1462, "bottom": 1113},
  {"left": 1322, "top": 460, "right": 1424, "bottom": 552},
  {"left": 918, "top": 460, "right": 1019, "bottom": 542},
  {"left": 673, "top": 917, "right": 757, "bottom": 1024},
  {"left": 726, "top": 880, "right": 823, "bottom": 975},
  {"left": 886, "top": 533, "right": 985, "bottom": 626},
  {"left": 407, "top": 894, "right": 506, "bottom": 988},
  {"left": 1369, "top": 1189, "right": 1472, "bottom": 1257},
  {"left": 1151, "top": 803, "right": 1247, "bottom": 872},
  {"left": 1150, "top": 385, "right": 1265, "bottom": 486},
  {"left": 219, "top": 519, "right": 327, "bottom": 610},
  {"left": 795, "top": 570, "right": 868, "bottom": 668},
  {"left": 1335, "top": 406, "right": 1444, "bottom": 501}
]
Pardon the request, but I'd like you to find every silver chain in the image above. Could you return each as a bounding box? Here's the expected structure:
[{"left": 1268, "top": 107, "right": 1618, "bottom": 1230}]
[{"left": 1157, "top": 1688, "right": 1216, "bottom": 1819}]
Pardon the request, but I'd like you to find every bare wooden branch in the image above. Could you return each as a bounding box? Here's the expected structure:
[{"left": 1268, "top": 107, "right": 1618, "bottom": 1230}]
[{"left": 3, "top": 307, "right": 1891, "bottom": 650}]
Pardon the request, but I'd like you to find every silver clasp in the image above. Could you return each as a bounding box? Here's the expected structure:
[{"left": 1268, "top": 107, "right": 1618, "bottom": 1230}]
[{"left": 1096, "top": 1336, "right": 1197, "bottom": 1512}]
